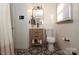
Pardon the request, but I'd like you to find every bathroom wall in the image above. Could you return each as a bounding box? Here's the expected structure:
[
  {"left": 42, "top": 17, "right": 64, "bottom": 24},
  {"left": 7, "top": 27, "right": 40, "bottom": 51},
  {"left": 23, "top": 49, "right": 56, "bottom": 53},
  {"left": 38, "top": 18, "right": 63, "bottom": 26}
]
[
  {"left": 56, "top": 3, "right": 79, "bottom": 54},
  {"left": 10, "top": 3, "right": 56, "bottom": 49},
  {"left": 10, "top": 4, "right": 28, "bottom": 49}
]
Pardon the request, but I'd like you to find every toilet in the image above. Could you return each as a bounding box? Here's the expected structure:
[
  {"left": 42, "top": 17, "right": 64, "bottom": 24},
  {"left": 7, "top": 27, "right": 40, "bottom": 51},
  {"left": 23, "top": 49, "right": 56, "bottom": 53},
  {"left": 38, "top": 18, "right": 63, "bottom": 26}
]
[
  {"left": 46, "top": 29, "right": 56, "bottom": 51},
  {"left": 47, "top": 37, "right": 56, "bottom": 51}
]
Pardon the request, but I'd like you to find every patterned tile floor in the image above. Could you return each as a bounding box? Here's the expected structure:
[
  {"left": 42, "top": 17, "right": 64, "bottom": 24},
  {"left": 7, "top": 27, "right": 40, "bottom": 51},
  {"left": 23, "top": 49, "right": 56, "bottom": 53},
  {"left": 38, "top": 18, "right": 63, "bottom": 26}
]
[{"left": 15, "top": 47, "right": 65, "bottom": 55}]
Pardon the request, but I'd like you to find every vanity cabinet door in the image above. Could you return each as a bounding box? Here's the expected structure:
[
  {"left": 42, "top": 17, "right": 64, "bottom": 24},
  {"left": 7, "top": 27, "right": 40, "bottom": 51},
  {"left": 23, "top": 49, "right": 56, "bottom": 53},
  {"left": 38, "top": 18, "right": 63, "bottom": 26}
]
[{"left": 29, "top": 29, "right": 44, "bottom": 48}]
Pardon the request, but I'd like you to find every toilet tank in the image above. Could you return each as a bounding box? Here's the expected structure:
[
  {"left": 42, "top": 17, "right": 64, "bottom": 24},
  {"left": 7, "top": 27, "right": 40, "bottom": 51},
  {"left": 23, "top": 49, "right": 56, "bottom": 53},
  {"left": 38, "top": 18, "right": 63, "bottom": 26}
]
[{"left": 46, "top": 29, "right": 54, "bottom": 37}]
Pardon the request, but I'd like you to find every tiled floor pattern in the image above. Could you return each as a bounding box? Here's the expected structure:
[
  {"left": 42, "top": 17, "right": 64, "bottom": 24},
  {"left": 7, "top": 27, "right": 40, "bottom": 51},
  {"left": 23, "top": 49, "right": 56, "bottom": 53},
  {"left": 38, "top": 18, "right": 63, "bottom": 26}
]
[{"left": 15, "top": 47, "right": 64, "bottom": 55}]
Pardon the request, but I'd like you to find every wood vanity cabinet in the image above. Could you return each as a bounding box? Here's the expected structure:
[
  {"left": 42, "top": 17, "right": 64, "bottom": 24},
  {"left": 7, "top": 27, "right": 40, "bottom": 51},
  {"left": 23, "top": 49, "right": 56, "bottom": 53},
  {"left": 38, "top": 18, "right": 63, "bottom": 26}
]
[{"left": 29, "top": 29, "right": 46, "bottom": 48}]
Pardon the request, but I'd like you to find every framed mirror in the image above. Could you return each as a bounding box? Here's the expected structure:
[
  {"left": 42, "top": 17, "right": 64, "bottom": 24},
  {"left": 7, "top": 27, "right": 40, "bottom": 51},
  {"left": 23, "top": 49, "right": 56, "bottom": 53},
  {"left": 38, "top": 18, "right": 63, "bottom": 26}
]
[
  {"left": 32, "top": 6, "right": 43, "bottom": 18},
  {"left": 32, "top": 6, "right": 44, "bottom": 25},
  {"left": 33, "top": 8, "right": 43, "bottom": 18}
]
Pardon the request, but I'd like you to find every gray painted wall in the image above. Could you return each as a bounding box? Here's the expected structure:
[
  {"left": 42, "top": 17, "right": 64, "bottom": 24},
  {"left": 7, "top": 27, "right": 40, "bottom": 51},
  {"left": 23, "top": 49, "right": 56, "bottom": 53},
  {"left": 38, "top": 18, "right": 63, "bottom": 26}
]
[
  {"left": 10, "top": 4, "right": 28, "bottom": 49},
  {"left": 56, "top": 3, "right": 79, "bottom": 54}
]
